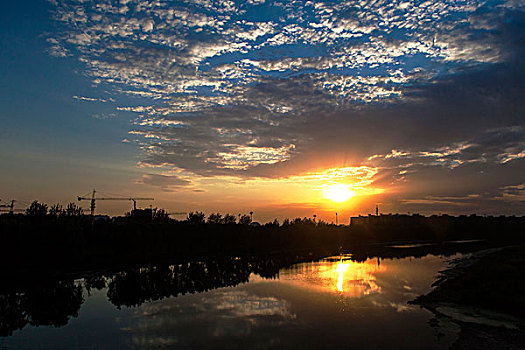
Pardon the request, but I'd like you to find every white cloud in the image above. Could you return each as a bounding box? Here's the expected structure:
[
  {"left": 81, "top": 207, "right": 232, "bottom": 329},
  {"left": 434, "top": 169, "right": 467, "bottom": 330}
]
[{"left": 48, "top": 0, "right": 522, "bottom": 175}]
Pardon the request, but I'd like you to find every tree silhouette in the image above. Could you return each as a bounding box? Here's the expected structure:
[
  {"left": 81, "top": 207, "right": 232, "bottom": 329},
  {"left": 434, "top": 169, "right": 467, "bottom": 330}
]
[
  {"left": 0, "top": 293, "right": 27, "bottom": 336},
  {"left": 207, "top": 212, "right": 223, "bottom": 224},
  {"left": 65, "top": 202, "right": 83, "bottom": 217},
  {"left": 49, "top": 204, "right": 65, "bottom": 217},
  {"left": 25, "top": 201, "right": 48, "bottom": 217},
  {"left": 152, "top": 208, "right": 170, "bottom": 222},
  {"left": 25, "top": 280, "right": 83, "bottom": 327},
  {"left": 223, "top": 213, "right": 237, "bottom": 224},
  {"left": 187, "top": 211, "right": 205, "bottom": 224},
  {"left": 239, "top": 214, "right": 252, "bottom": 225},
  {"left": 265, "top": 218, "right": 279, "bottom": 227}
]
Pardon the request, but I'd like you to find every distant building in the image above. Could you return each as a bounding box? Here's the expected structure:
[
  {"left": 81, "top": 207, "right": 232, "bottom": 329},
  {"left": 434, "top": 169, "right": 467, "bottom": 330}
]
[{"left": 129, "top": 208, "right": 154, "bottom": 222}]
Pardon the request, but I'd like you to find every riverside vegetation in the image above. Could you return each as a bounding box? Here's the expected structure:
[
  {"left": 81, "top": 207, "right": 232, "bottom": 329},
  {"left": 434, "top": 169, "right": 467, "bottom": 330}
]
[{"left": 1, "top": 200, "right": 524, "bottom": 271}]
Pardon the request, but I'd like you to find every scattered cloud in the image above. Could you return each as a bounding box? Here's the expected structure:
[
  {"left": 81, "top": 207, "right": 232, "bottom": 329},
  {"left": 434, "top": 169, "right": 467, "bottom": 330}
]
[
  {"left": 91, "top": 112, "right": 117, "bottom": 119},
  {"left": 73, "top": 95, "right": 114, "bottom": 103},
  {"left": 46, "top": 0, "right": 525, "bottom": 213}
]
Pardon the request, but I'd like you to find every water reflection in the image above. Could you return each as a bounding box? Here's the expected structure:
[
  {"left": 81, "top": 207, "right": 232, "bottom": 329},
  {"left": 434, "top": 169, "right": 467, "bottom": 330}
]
[
  {"left": 337, "top": 259, "right": 384, "bottom": 295},
  {"left": 0, "top": 280, "right": 84, "bottom": 337},
  {"left": 334, "top": 259, "right": 384, "bottom": 295},
  {"left": 275, "top": 257, "right": 385, "bottom": 298},
  {"left": 122, "top": 289, "right": 296, "bottom": 349},
  {"left": 118, "top": 254, "right": 458, "bottom": 350},
  {"left": 335, "top": 261, "right": 347, "bottom": 292},
  {"left": 0, "top": 251, "right": 328, "bottom": 337},
  {"left": 0, "top": 241, "right": 487, "bottom": 347}
]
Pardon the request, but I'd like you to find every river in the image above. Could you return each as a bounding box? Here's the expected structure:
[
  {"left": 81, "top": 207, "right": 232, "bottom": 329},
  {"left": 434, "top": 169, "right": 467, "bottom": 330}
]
[{"left": 0, "top": 250, "right": 474, "bottom": 349}]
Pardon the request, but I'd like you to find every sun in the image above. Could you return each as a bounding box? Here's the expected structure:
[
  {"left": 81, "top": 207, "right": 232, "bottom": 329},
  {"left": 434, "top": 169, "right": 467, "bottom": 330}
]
[{"left": 323, "top": 184, "right": 354, "bottom": 203}]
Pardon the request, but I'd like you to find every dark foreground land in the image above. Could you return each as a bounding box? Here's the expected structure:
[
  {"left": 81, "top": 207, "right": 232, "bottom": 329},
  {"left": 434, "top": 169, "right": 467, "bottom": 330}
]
[
  {"left": 412, "top": 245, "right": 525, "bottom": 349},
  {"left": 413, "top": 245, "right": 525, "bottom": 319}
]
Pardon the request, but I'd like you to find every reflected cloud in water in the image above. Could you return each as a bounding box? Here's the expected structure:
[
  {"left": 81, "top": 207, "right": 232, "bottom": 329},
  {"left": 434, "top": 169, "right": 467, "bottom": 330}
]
[
  {"left": 120, "top": 290, "right": 295, "bottom": 349},
  {"left": 116, "top": 255, "right": 458, "bottom": 349}
]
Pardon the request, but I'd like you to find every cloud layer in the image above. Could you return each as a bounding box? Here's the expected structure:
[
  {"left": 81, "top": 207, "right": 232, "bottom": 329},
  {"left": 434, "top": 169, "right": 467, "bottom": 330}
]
[{"left": 49, "top": 0, "right": 525, "bottom": 213}]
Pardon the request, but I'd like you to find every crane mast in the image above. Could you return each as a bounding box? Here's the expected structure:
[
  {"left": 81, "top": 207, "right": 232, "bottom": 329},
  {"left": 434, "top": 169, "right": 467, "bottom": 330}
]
[
  {"left": 77, "top": 189, "right": 154, "bottom": 216},
  {"left": 0, "top": 200, "right": 16, "bottom": 214}
]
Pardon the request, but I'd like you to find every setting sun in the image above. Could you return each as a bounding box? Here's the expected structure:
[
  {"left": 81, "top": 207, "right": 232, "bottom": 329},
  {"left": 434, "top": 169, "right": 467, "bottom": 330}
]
[{"left": 323, "top": 185, "right": 354, "bottom": 203}]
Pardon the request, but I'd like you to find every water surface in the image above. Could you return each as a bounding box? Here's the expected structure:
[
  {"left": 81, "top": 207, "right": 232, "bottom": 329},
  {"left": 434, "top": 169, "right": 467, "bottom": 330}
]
[{"left": 1, "top": 253, "right": 463, "bottom": 349}]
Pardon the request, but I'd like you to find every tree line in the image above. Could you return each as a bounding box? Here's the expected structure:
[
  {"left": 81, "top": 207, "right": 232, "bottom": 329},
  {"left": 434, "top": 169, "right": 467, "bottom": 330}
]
[
  {"left": 20, "top": 200, "right": 331, "bottom": 227},
  {"left": 1, "top": 200, "right": 524, "bottom": 275}
]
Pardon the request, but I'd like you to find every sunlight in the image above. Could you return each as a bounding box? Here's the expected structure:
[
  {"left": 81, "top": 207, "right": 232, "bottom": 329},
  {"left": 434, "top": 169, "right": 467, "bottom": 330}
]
[
  {"left": 331, "top": 259, "right": 384, "bottom": 296},
  {"left": 323, "top": 184, "right": 354, "bottom": 203},
  {"left": 253, "top": 256, "right": 386, "bottom": 297},
  {"left": 335, "top": 261, "right": 349, "bottom": 292}
]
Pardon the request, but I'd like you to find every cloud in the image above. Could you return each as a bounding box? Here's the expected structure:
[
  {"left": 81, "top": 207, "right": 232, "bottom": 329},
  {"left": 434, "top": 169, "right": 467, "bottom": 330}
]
[
  {"left": 140, "top": 173, "right": 192, "bottom": 192},
  {"left": 91, "top": 112, "right": 117, "bottom": 120},
  {"left": 48, "top": 0, "right": 525, "bottom": 213},
  {"left": 123, "top": 289, "right": 294, "bottom": 349},
  {"left": 73, "top": 95, "right": 113, "bottom": 102},
  {"left": 500, "top": 183, "right": 525, "bottom": 201}
]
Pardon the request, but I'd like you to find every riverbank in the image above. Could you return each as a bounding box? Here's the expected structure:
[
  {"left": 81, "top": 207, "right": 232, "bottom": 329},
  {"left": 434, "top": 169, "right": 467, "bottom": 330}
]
[
  {"left": 413, "top": 245, "right": 525, "bottom": 318},
  {"left": 412, "top": 245, "right": 525, "bottom": 348}
]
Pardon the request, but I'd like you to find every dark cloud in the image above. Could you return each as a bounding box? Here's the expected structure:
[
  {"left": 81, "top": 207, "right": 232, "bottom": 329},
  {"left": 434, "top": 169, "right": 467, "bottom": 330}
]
[{"left": 140, "top": 173, "right": 192, "bottom": 192}]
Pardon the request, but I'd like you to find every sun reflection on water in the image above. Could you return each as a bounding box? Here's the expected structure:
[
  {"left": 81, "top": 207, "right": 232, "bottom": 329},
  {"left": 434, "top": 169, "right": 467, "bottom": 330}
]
[
  {"left": 329, "top": 259, "right": 384, "bottom": 296},
  {"left": 274, "top": 256, "right": 386, "bottom": 298},
  {"left": 335, "top": 261, "right": 349, "bottom": 292}
]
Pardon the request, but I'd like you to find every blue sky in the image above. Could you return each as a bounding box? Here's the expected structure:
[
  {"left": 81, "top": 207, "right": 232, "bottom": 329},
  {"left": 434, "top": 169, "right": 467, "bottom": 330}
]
[
  {"left": 1, "top": 1, "right": 141, "bottom": 209},
  {"left": 1, "top": 0, "right": 524, "bottom": 219}
]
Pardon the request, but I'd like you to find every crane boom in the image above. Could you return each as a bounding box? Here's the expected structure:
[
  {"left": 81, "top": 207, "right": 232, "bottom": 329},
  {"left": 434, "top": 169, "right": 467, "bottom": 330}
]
[
  {"left": 0, "top": 200, "right": 16, "bottom": 214},
  {"left": 79, "top": 197, "right": 154, "bottom": 200},
  {"left": 77, "top": 189, "right": 154, "bottom": 215}
]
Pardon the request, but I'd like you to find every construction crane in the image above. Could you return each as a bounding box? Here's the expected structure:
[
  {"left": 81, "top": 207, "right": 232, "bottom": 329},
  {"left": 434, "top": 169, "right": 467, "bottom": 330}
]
[
  {"left": 77, "top": 189, "right": 154, "bottom": 216},
  {"left": 0, "top": 200, "right": 22, "bottom": 214}
]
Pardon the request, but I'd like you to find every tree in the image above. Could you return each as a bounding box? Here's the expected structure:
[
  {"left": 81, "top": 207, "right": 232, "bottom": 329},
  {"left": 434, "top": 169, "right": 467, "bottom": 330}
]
[
  {"left": 25, "top": 201, "right": 48, "bottom": 217},
  {"left": 65, "top": 203, "right": 83, "bottom": 217},
  {"left": 223, "top": 213, "right": 237, "bottom": 224},
  {"left": 264, "top": 218, "right": 280, "bottom": 227},
  {"left": 187, "top": 211, "right": 205, "bottom": 224},
  {"left": 207, "top": 213, "right": 223, "bottom": 224},
  {"left": 239, "top": 214, "right": 252, "bottom": 225},
  {"left": 153, "top": 208, "right": 170, "bottom": 222},
  {"left": 49, "top": 204, "right": 65, "bottom": 217}
]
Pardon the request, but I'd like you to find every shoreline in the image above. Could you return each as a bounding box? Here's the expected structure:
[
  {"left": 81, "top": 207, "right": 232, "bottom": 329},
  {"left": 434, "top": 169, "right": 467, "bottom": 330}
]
[{"left": 411, "top": 245, "right": 525, "bottom": 348}]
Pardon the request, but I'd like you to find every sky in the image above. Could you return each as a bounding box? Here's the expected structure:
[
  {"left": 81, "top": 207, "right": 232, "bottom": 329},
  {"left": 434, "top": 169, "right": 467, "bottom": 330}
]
[{"left": 1, "top": 0, "right": 524, "bottom": 222}]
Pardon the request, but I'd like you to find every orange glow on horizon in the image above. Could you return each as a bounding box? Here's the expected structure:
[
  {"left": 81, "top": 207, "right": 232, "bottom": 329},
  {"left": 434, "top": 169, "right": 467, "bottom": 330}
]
[{"left": 142, "top": 165, "right": 385, "bottom": 222}]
